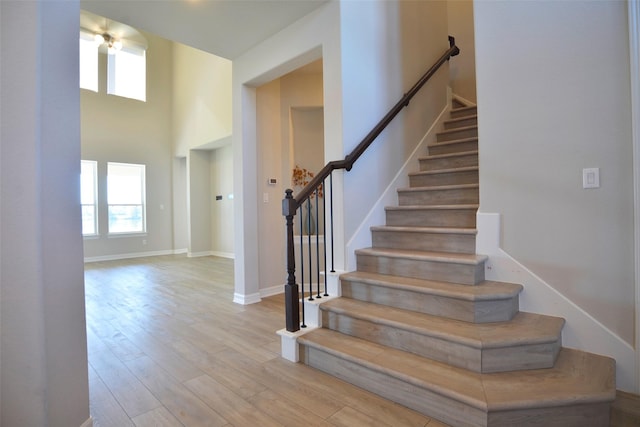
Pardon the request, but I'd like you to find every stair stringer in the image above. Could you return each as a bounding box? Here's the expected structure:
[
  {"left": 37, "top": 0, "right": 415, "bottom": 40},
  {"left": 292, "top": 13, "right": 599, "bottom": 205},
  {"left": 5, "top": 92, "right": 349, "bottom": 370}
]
[
  {"left": 477, "top": 211, "right": 636, "bottom": 392},
  {"left": 345, "top": 103, "right": 451, "bottom": 271}
]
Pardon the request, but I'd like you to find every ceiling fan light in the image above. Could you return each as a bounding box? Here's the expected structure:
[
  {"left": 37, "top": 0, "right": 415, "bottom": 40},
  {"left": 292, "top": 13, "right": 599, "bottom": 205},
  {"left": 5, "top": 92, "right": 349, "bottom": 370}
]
[
  {"left": 113, "top": 40, "right": 123, "bottom": 51},
  {"left": 94, "top": 33, "right": 105, "bottom": 45}
]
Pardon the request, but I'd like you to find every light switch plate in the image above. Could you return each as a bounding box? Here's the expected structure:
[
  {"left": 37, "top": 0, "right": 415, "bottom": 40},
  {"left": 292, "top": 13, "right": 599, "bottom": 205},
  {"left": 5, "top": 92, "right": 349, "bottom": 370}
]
[{"left": 583, "top": 168, "right": 600, "bottom": 189}]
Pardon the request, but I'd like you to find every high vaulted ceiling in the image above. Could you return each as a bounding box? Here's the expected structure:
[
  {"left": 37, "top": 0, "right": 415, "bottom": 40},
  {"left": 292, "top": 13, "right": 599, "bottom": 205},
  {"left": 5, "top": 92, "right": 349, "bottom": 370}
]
[{"left": 81, "top": 0, "right": 329, "bottom": 59}]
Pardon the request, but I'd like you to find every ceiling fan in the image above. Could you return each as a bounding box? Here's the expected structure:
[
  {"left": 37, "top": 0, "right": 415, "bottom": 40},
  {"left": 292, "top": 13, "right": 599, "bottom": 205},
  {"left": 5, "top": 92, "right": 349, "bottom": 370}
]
[{"left": 80, "top": 9, "right": 147, "bottom": 53}]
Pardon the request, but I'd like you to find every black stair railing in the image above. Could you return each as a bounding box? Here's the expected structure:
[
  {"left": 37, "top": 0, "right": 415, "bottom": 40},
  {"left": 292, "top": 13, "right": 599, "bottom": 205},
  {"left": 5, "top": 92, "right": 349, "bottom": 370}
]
[{"left": 282, "top": 36, "right": 460, "bottom": 332}]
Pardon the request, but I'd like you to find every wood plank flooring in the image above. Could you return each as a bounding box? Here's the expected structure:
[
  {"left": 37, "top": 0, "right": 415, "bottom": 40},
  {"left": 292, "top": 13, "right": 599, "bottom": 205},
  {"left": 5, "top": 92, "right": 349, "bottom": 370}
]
[{"left": 85, "top": 255, "right": 448, "bottom": 427}]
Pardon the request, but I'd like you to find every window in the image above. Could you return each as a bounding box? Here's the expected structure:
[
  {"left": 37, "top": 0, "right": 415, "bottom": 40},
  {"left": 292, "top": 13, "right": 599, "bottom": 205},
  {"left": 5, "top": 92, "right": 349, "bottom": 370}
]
[
  {"left": 79, "top": 32, "right": 99, "bottom": 92},
  {"left": 79, "top": 31, "right": 146, "bottom": 102},
  {"left": 107, "top": 46, "right": 146, "bottom": 102},
  {"left": 80, "top": 160, "right": 98, "bottom": 236},
  {"left": 107, "top": 162, "right": 146, "bottom": 234}
]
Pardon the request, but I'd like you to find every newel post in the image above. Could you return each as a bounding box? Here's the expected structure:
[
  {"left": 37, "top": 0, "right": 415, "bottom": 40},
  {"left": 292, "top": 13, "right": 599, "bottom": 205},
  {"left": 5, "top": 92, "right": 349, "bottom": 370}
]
[{"left": 283, "top": 189, "right": 300, "bottom": 332}]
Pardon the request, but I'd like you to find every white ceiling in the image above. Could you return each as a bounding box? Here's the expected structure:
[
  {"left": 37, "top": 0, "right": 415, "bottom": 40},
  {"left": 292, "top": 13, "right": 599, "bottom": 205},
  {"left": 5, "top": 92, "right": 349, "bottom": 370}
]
[{"left": 80, "top": 0, "right": 328, "bottom": 59}]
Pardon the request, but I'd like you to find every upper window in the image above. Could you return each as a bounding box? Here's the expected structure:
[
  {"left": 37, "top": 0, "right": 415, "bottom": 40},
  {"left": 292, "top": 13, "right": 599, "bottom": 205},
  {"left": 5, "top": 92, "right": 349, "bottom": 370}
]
[
  {"left": 79, "top": 32, "right": 99, "bottom": 92},
  {"left": 107, "top": 162, "right": 146, "bottom": 234},
  {"left": 79, "top": 31, "right": 146, "bottom": 102},
  {"left": 107, "top": 46, "right": 146, "bottom": 102},
  {"left": 80, "top": 160, "right": 98, "bottom": 236}
]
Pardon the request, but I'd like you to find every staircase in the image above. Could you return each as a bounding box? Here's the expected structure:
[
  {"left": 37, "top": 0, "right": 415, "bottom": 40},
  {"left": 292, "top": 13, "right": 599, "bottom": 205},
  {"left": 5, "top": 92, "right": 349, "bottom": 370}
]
[{"left": 296, "top": 103, "right": 616, "bottom": 426}]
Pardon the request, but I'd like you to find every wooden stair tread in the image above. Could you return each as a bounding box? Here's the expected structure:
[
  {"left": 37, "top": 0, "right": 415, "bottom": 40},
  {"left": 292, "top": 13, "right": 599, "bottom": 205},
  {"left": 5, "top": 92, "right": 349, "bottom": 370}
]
[
  {"left": 418, "top": 150, "right": 478, "bottom": 160},
  {"left": 355, "top": 247, "right": 488, "bottom": 265},
  {"left": 398, "top": 183, "right": 479, "bottom": 192},
  {"left": 429, "top": 136, "right": 478, "bottom": 146},
  {"left": 437, "top": 125, "right": 478, "bottom": 135},
  {"left": 299, "top": 329, "right": 616, "bottom": 411},
  {"left": 385, "top": 204, "right": 479, "bottom": 211},
  {"left": 340, "top": 271, "right": 522, "bottom": 301},
  {"left": 370, "top": 225, "right": 477, "bottom": 235},
  {"left": 451, "top": 106, "right": 477, "bottom": 114},
  {"left": 320, "top": 297, "right": 564, "bottom": 348},
  {"left": 444, "top": 114, "right": 478, "bottom": 124},
  {"left": 409, "top": 166, "right": 478, "bottom": 176}
]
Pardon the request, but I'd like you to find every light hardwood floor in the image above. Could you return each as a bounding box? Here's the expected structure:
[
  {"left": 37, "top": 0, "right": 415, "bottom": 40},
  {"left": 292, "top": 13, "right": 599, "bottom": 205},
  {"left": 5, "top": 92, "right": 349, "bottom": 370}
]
[{"left": 85, "top": 255, "right": 448, "bottom": 427}]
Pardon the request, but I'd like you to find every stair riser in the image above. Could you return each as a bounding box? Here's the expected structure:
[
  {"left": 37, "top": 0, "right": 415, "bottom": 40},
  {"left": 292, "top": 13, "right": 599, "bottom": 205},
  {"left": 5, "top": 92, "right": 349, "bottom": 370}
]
[
  {"left": 444, "top": 116, "right": 477, "bottom": 129},
  {"left": 371, "top": 229, "right": 475, "bottom": 254},
  {"left": 419, "top": 153, "right": 478, "bottom": 170},
  {"left": 450, "top": 107, "right": 477, "bottom": 119},
  {"left": 322, "top": 310, "right": 481, "bottom": 371},
  {"left": 340, "top": 280, "right": 519, "bottom": 323},
  {"left": 385, "top": 208, "right": 477, "bottom": 228},
  {"left": 299, "top": 345, "right": 486, "bottom": 427},
  {"left": 410, "top": 169, "right": 478, "bottom": 187},
  {"left": 429, "top": 140, "right": 478, "bottom": 155},
  {"left": 483, "top": 340, "right": 561, "bottom": 373},
  {"left": 322, "top": 310, "right": 560, "bottom": 373},
  {"left": 356, "top": 253, "right": 484, "bottom": 285},
  {"left": 398, "top": 188, "right": 479, "bottom": 206},
  {"left": 488, "top": 403, "right": 610, "bottom": 427},
  {"left": 437, "top": 127, "right": 478, "bottom": 142}
]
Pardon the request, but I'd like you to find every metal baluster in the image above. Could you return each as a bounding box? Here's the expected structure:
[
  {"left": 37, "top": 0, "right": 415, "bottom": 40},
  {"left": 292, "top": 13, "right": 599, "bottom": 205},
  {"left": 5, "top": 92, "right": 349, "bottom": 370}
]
[
  {"left": 315, "top": 190, "right": 321, "bottom": 299},
  {"left": 322, "top": 179, "right": 328, "bottom": 296},
  {"left": 306, "top": 198, "right": 314, "bottom": 301},
  {"left": 298, "top": 209, "right": 306, "bottom": 327},
  {"left": 329, "top": 173, "right": 335, "bottom": 273}
]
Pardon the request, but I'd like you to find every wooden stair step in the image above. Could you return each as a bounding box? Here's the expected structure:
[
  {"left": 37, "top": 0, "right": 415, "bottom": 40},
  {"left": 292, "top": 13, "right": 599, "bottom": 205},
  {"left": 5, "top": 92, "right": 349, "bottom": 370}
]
[
  {"left": 437, "top": 125, "right": 478, "bottom": 142},
  {"left": 320, "top": 297, "right": 564, "bottom": 373},
  {"left": 355, "top": 247, "right": 486, "bottom": 285},
  {"left": 397, "top": 183, "right": 479, "bottom": 206},
  {"left": 450, "top": 105, "right": 477, "bottom": 119},
  {"left": 371, "top": 225, "right": 476, "bottom": 254},
  {"left": 298, "top": 329, "right": 615, "bottom": 427},
  {"left": 385, "top": 204, "right": 478, "bottom": 228},
  {"left": 409, "top": 166, "right": 478, "bottom": 186},
  {"left": 444, "top": 114, "right": 478, "bottom": 129},
  {"left": 419, "top": 150, "right": 478, "bottom": 170},
  {"left": 340, "top": 270, "right": 522, "bottom": 323},
  {"left": 428, "top": 137, "right": 479, "bottom": 155}
]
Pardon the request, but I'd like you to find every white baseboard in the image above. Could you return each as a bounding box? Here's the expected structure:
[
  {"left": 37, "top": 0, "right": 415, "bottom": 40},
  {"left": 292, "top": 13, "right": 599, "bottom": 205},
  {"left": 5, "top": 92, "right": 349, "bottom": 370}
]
[
  {"left": 84, "top": 249, "right": 177, "bottom": 263},
  {"left": 211, "top": 251, "right": 235, "bottom": 259},
  {"left": 233, "top": 291, "right": 261, "bottom": 305},
  {"left": 187, "top": 250, "right": 213, "bottom": 258},
  {"left": 80, "top": 417, "right": 93, "bottom": 427},
  {"left": 477, "top": 211, "right": 637, "bottom": 392}
]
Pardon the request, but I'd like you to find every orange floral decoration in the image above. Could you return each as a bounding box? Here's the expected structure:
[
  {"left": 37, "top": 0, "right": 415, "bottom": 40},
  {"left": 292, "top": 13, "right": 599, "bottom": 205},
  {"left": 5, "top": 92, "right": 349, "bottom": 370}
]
[{"left": 292, "top": 165, "right": 323, "bottom": 198}]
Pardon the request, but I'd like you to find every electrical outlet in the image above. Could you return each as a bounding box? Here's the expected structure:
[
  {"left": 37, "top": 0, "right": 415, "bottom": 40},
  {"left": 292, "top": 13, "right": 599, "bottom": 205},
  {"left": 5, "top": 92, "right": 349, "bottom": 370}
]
[{"left": 583, "top": 168, "right": 600, "bottom": 189}]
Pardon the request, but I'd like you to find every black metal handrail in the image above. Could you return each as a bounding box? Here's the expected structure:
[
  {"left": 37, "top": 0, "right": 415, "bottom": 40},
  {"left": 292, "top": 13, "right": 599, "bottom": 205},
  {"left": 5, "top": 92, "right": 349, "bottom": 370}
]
[{"left": 282, "top": 36, "right": 460, "bottom": 332}]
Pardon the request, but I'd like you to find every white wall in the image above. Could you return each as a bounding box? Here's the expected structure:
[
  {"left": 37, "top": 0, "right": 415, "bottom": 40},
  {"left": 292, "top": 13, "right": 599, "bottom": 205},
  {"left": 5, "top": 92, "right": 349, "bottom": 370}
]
[
  {"left": 210, "top": 145, "right": 235, "bottom": 257},
  {"left": 172, "top": 157, "right": 189, "bottom": 251},
  {"left": 475, "top": 0, "right": 635, "bottom": 388},
  {"left": 447, "top": 0, "right": 476, "bottom": 103},
  {"left": 1, "top": 1, "right": 91, "bottom": 425},
  {"left": 340, "top": 0, "right": 449, "bottom": 265},
  {"left": 188, "top": 150, "right": 213, "bottom": 256},
  {"left": 81, "top": 30, "right": 174, "bottom": 260},
  {"left": 172, "top": 44, "right": 232, "bottom": 157}
]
